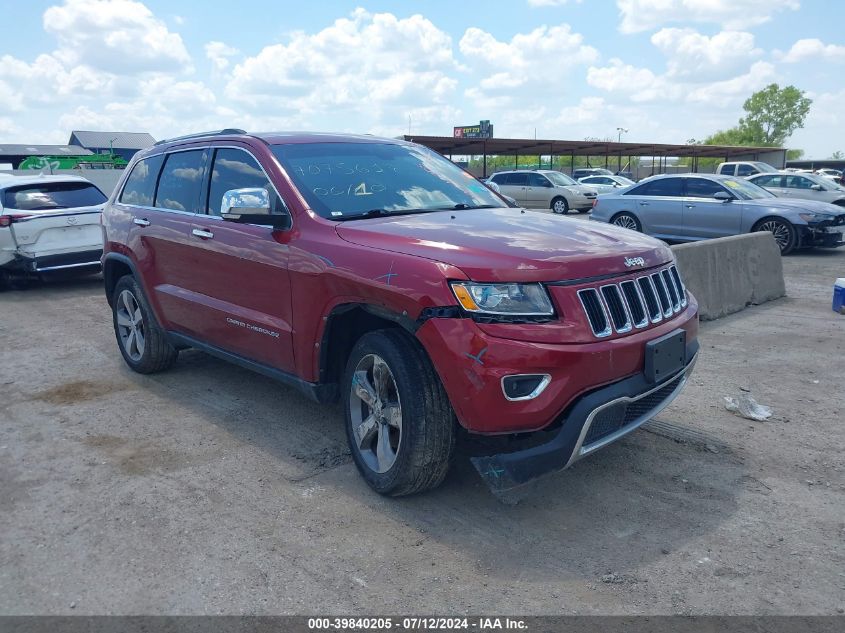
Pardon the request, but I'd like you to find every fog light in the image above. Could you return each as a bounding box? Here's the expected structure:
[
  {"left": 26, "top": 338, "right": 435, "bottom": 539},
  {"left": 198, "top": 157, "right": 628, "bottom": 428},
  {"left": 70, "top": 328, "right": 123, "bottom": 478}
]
[{"left": 501, "top": 374, "right": 551, "bottom": 401}]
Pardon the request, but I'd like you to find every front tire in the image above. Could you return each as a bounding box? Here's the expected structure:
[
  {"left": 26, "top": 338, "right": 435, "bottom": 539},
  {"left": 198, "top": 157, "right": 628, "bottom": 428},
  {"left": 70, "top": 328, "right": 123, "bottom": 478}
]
[
  {"left": 551, "top": 197, "right": 569, "bottom": 214},
  {"left": 754, "top": 217, "right": 797, "bottom": 255},
  {"left": 112, "top": 275, "right": 178, "bottom": 373},
  {"left": 343, "top": 329, "right": 456, "bottom": 496},
  {"left": 611, "top": 212, "right": 642, "bottom": 232}
]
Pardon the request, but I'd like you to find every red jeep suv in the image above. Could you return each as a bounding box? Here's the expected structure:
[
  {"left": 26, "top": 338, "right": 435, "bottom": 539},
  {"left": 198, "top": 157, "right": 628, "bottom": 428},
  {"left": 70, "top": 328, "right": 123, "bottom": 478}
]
[{"left": 101, "top": 130, "right": 699, "bottom": 496}]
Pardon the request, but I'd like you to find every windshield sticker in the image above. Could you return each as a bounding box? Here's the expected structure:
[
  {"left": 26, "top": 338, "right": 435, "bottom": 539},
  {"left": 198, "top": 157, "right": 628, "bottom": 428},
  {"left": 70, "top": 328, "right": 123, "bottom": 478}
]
[{"left": 725, "top": 180, "right": 740, "bottom": 189}]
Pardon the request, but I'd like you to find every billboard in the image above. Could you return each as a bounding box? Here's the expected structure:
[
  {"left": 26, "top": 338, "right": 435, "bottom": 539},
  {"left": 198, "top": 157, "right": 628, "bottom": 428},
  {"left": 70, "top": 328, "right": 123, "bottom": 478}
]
[{"left": 453, "top": 120, "right": 493, "bottom": 139}]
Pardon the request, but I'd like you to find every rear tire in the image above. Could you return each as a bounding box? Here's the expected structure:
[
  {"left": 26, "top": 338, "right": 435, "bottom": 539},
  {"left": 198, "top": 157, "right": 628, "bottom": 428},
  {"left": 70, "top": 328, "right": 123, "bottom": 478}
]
[
  {"left": 754, "top": 217, "right": 797, "bottom": 255},
  {"left": 611, "top": 212, "right": 642, "bottom": 232},
  {"left": 551, "top": 197, "right": 569, "bottom": 214},
  {"left": 112, "top": 275, "right": 178, "bottom": 373},
  {"left": 343, "top": 329, "right": 456, "bottom": 496}
]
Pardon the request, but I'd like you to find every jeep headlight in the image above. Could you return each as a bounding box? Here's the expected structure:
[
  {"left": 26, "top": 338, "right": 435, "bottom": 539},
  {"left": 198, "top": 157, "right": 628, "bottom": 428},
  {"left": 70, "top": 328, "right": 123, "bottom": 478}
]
[{"left": 450, "top": 282, "right": 554, "bottom": 316}]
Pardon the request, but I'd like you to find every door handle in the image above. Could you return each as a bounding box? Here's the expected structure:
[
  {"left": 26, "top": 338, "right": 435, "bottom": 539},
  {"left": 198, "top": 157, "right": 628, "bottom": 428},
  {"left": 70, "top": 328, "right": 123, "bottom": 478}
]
[
  {"left": 639, "top": 201, "right": 649, "bottom": 206},
  {"left": 192, "top": 228, "right": 214, "bottom": 239},
  {"left": 686, "top": 204, "right": 695, "bottom": 208},
  {"left": 133, "top": 218, "right": 150, "bottom": 227}
]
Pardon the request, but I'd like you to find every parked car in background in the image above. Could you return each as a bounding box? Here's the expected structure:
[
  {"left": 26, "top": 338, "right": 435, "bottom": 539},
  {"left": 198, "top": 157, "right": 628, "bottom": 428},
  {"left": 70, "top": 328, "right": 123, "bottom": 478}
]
[
  {"left": 747, "top": 172, "right": 845, "bottom": 207},
  {"left": 716, "top": 161, "right": 780, "bottom": 177},
  {"left": 572, "top": 168, "right": 614, "bottom": 180},
  {"left": 483, "top": 180, "right": 519, "bottom": 207},
  {"left": 578, "top": 174, "right": 636, "bottom": 193},
  {"left": 101, "top": 130, "right": 699, "bottom": 496},
  {"left": 615, "top": 171, "right": 635, "bottom": 180},
  {"left": 589, "top": 173, "right": 845, "bottom": 255},
  {"left": 0, "top": 174, "right": 107, "bottom": 285},
  {"left": 488, "top": 170, "right": 597, "bottom": 213},
  {"left": 815, "top": 168, "right": 842, "bottom": 181}
]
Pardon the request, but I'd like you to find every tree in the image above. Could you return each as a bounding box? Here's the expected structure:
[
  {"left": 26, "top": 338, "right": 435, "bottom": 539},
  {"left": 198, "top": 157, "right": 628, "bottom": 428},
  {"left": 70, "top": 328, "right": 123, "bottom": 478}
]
[
  {"left": 830, "top": 150, "right": 844, "bottom": 160},
  {"left": 738, "top": 84, "right": 812, "bottom": 146},
  {"left": 702, "top": 126, "right": 756, "bottom": 146}
]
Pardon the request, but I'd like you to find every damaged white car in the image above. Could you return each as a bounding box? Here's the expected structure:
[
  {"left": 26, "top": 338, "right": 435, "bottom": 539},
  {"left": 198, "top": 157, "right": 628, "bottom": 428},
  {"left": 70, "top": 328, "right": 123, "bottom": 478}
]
[{"left": 0, "top": 174, "right": 107, "bottom": 285}]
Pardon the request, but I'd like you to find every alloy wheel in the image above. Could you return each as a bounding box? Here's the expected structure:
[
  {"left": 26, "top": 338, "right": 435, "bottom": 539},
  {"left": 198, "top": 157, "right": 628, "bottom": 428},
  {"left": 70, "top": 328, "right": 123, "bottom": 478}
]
[
  {"left": 349, "top": 354, "right": 403, "bottom": 474},
  {"left": 758, "top": 219, "right": 791, "bottom": 251},
  {"left": 613, "top": 214, "right": 639, "bottom": 231},
  {"left": 116, "top": 289, "right": 145, "bottom": 362}
]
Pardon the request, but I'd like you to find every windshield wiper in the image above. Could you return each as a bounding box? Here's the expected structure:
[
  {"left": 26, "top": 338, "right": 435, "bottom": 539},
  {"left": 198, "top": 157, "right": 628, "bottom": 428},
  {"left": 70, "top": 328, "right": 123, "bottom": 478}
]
[
  {"left": 335, "top": 208, "right": 438, "bottom": 221},
  {"left": 444, "top": 204, "right": 500, "bottom": 210}
]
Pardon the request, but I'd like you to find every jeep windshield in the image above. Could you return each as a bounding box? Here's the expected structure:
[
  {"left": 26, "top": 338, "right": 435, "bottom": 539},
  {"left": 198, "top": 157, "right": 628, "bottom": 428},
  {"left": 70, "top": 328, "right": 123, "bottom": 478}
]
[{"left": 271, "top": 142, "right": 506, "bottom": 220}]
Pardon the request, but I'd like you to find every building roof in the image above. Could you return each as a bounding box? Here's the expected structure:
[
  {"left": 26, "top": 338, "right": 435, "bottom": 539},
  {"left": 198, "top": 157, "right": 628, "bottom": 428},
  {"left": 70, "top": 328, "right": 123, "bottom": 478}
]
[
  {"left": 0, "top": 144, "right": 94, "bottom": 157},
  {"left": 69, "top": 131, "right": 156, "bottom": 150},
  {"left": 403, "top": 135, "right": 784, "bottom": 159}
]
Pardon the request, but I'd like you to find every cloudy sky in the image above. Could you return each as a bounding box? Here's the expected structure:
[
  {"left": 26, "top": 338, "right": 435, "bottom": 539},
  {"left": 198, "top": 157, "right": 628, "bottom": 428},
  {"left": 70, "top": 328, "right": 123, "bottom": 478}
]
[{"left": 1, "top": 0, "right": 841, "bottom": 157}]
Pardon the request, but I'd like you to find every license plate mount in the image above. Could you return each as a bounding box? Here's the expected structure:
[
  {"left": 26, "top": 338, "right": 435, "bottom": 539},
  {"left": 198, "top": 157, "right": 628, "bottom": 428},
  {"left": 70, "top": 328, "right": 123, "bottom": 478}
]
[{"left": 645, "top": 329, "right": 686, "bottom": 384}]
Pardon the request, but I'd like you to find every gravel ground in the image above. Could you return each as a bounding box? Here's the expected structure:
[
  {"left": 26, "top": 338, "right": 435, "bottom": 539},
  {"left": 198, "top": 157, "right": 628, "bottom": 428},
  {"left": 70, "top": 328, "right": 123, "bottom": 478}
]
[{"left": 0, "top": 246, "right": 843, "bottom": 615}]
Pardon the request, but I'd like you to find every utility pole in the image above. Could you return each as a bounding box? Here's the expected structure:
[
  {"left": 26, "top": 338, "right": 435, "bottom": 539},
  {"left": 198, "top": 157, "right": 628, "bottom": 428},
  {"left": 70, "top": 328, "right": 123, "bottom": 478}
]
[{"left": 616, "top": 127, "right": 628, "bottom": 143}]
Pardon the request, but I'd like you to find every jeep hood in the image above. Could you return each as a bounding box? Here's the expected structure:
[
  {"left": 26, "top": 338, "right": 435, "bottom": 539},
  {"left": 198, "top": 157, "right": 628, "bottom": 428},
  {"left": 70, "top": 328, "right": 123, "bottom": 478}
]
[{"left": 335, "top": 208, "right": 673, "bottom": 282}]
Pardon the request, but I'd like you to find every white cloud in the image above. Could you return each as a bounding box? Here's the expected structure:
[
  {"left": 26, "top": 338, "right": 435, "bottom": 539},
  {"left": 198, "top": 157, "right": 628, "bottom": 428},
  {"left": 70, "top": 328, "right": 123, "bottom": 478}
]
[
  {"left": 460, "top": 23, "right": 598, "bottom": 107},
  {"left": 205, "top": 41, "right": 240, "bottom": 73},
  {"left": 43, "top": 0, "right": 192, "bottom": 73},
  {"left": 779, "top": 38, "right": 845, "bottom": 63},
  {"left": 686, "top": 61, "right": 776, "bottom": 106},
  {"left": 587, "top": 57, "right": 775, "bottom": 108},
  {"left": 651, "top": 28, "right": 761, "bottom": 81},
  {"left": 0, "top": 53, "right": 115, "bottom": 106},
  {"left": 617, "top": 0, "right": 800, "bottom": 33},
  {"left": 226, "top": 8, "right": 459, "bottom": 122},
  {"left": 586, "top": 59, "right": 679, "bottom": 102}
]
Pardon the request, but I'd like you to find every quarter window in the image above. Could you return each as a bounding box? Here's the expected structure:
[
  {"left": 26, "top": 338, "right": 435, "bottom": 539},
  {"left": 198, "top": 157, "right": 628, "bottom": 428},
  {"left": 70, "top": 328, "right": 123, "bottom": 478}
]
[
  {"left": 119, "top": 154, "right": 164, "bottom": 206},
  {"left": 154, "top": 150, "right": 205, "bottom": 213},
  {"left": 490, "top": 174, "right": 506, "bottom": 184},
  {"left": 507, "top": 173, "right": 529, "bottom": 186},
  {"left": 736, "top": 164, "right": 756, "bottom": 177},
  {"left": 719, "top": 165, "right": 734, "bottom": 175},
  {"left": 207, "top": 148, "right": 283, "bottom": 216}
]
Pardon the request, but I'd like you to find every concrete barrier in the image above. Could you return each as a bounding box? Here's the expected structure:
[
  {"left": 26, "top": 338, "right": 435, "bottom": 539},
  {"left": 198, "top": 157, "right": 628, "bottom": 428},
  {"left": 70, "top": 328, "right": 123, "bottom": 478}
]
[{"left": 671, "top": 232, "right": 786, "bottom": 321}]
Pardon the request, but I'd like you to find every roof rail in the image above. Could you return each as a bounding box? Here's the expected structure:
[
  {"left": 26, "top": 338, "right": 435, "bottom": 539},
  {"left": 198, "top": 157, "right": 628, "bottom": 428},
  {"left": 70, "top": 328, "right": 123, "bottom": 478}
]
[{"left": 154, "top": 128, "right": 247, "bottom": 146}]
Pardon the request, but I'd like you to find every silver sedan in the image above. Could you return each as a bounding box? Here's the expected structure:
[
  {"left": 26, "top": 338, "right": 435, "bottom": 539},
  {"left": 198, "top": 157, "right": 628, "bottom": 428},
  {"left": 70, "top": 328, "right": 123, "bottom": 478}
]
[
  {"left": 747, "top": 172, "right": 845, "bottom": 207},
  {"left": 589, "top": 173, "right": 845, "bottom": 254}
]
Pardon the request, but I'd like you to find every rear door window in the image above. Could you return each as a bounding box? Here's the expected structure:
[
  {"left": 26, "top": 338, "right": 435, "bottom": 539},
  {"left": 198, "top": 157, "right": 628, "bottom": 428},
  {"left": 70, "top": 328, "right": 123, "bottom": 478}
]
[
  {"left": 736, "top": 164, "right": 756, "bottom": 177},
  {"left": 630, "top": 178, "right": 683, "bottom": 197},
  {"left": 207, "top": 148, "right": 285, "bottom": 216},
  {"left": 507, "top": 173, "right": 529, "bottom": 186},
  {"left": 752, "top": 175, "right": 782, "bottom": 188},
  {"left": 719, "top": 164, "right": 734, "bottom": 175},
  {"left": 119, "top": 154, "right": 164, "bottom": 206},
  {"left": 3, "top": 181, "right": 107, "bottom": 211},
  {"left": 155, "top": 150, "right": 205, "bottom": 213}
]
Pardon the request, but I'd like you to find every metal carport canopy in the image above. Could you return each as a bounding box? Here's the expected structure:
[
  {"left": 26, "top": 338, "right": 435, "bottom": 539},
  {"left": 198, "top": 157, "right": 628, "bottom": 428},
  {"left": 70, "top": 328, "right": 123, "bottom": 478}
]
[{"left": 403, "top": 135, "right": 782, "bottom": 159}]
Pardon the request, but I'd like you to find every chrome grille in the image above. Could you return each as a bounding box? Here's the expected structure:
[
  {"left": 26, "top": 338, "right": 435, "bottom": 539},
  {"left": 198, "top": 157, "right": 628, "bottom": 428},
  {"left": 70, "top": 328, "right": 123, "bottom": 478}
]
[
  {"left": 577, "top": 288, "right": 612, "bottom": 337},
  {"left": 600, "top": 285, "right": 632, "bottom": 333},
  {"left": 578, "top": 265, "right": 687, "bottom": 338}
]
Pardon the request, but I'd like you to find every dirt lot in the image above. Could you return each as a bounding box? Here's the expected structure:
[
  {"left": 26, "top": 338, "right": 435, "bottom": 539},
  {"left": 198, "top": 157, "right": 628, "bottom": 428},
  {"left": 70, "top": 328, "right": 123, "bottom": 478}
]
[{"left": 0, "top": 245, "right": 843, "bottom": 615}]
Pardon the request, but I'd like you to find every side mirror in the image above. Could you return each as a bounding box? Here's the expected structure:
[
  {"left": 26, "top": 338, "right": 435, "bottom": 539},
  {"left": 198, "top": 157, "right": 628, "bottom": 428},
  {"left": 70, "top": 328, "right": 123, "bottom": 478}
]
[
  {"left": 811, "top": 184, "right": 823, "bottom": 191},
  {"left": 221, "top": 188, "right": 289, "bottom": 229},
  {"left": 713, "top": 191, "right": 732, "bottom": 202}
]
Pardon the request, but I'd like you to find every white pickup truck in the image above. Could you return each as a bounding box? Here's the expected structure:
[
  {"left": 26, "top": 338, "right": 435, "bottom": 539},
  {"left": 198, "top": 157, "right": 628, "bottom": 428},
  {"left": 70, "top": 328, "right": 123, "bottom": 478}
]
[{"left": 0, "top": 174, "right": 107, "bottom": 284}]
